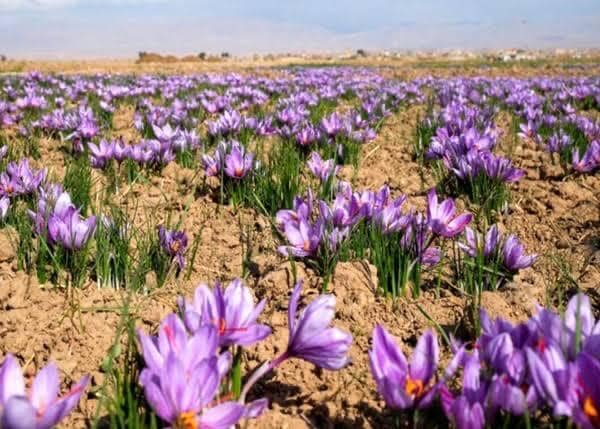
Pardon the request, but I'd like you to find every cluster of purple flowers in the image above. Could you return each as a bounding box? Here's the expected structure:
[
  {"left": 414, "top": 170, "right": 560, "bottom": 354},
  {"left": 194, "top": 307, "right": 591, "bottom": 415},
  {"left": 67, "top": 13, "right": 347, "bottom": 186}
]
[
  {"left": 277, "top": 185, "right": 472, "bottom": 270},
  {"left": 206, "top": 109, "right": 260, "bottom": 139},
  {"left": 0, "top": 159, "right": 46, "bottom": 199},
  {"left": 426, "top": 103, "right": 525, "bottom": 189},
  {"left": 35, "top": 104, "right": 101, "bottom": 151},
  {"left": 88, "top": 125, "right": 200, "bottom": 170},
  {"left": 28, "top": 184, "right": 97, "bottom": 250},
  {"left": 501, "top": 79, "right": 600, "bottom": 173},
  {"left": 201, "top": 140, "right": 256, "bottom": 180},
  {"left": 276, "top": 108, "right": 378, "bottom": 149},
  {"left": 0, "top": 158, "right": 47, "bottom": 222},
  {"left": 459, "top": 224, "right": 537, "bottom": 277},
  {"left": 138, "top": 279, "right": 351, "bottom": 427},
  {"left": 0, "top": 354, "right": 89, "bottom": 428},
  {"left": 370, "top": 292, "right": 600, "bottom": 429}
]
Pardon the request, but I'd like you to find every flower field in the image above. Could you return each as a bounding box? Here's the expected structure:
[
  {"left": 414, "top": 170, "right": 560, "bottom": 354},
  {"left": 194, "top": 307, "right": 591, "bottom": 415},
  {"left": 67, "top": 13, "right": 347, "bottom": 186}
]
[{"left": 0, "top": 63, "right": 598, "bottom": 428}]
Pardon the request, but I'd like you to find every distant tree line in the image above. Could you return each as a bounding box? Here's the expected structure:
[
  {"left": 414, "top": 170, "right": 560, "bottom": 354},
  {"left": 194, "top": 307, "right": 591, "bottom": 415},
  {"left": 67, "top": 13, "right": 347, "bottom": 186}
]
[{"left": 135, "top": 51, "right": 232, "bottom": 63}]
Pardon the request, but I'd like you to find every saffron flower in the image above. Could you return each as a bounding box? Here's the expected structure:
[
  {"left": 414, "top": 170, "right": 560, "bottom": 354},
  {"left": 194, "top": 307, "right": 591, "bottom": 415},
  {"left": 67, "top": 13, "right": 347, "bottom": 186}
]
[
  {"left": 440, "top": 352, "right": 489, "bottom": 429},
  {"left": 426, "top": 188, "right": 472, "bottom": 238},
  {"left": 0, "top": 354, "right": 89, "bottom": 429},
  {"left": 459, "top": 224, "right": 500, "bottom": 259},
  {"left": 201, "top": 150, "right": 223, "bottom": 177},
  {"left": 224, "top": 142, "right": 254, "bottom": 179},
  {"left": 574, "top": 352, "right": 600, "bottom": 429},
  {"left": 307, "top": 151, "right": 338, "bottom": 183},
  {"left": 321, "top": 112, "right": 344, "bottom": 138},
  {"left": 88, "top": 139, "right": 114, "bottom": 169},
  {"left": 278, "top": 218, "right": 324, "bottom": 258},
  {"left": 285, "top": 281, "right": 352, "bottom": 370},
  {"left": 151, "top": 122, "right": 180, "bottom": 143},
  {"left": 157, "top": 225, "right": 188, "bottom": 270},
  {"left": 295, "top": 125, "right": 320, "bottom": 147},
  {"left": 240, "top": 281, "right": 352, "bottom": 403},
  {"left": 47, "top": 207, "right": 97, "bottom": 250},
  {"left": 137, "top": 317, "right": 245, "bottom": 429},
  {"left": 177, "top": 279, "right": 271, "bottom": 347},
  {"left": 369, "top": 326, "right": 439, "bottom": 410},
  {"left": 502, "top": 234, "right": 537, "bottom": 272},
  {"left": 458, "top": 224, "right": 536, "bottom": 284},
  {"left": 525, "top": 345, "right": 578, "bottom": 418}
]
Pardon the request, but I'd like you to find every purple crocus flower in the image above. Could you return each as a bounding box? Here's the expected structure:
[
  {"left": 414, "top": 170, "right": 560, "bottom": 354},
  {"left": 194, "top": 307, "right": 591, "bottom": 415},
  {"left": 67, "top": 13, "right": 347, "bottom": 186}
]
[
  {"left": 0, "top": 174, "right": 23, "bottom": 199},
  {"left": 284, "top": 281, "right": 352, "bottom": 370},
  {"left": 137, "top": 316, "right": 245, "bottom": 429},
  {"left": 201, "top": 149, "right": 224, "bottom": 177},
  {"left": 145, "top": 139, "right": 176, "bottom": 166},
  {"left": 572, "top": 141, "right": 600, "bottom": 173},
  {"left": 157, "top": 225, "right": 188, "bottom": 270},
  {"left": 517, "top": 120, "right": 537, "bottom": 141},
  {"left": 307, "top": 151, "right": 338, "bottom": 182},
  {"left": 295, "top": 125, "right": 320, "bottom": 147},
  {"left": 573, "top": 352, "right": 600, "bottom": 429},
  {"left": 4, "top": 159, "right": 46, "bottom": 196},
  {"left": 47, "top": 207, "right": 96, "bottom": 250},
  {"left": 325, "top": 192, "right": 366, "bottom": 228},
  {"left": 321, "top": 112, "right": 344, "bottom": 138},
  {"left": 0, "top": 354, "right": 89, "bottom": 429},
  {"left": 440, "top": 352, "right": 489, "bottom": 429},
  {"left": 525, "top": 345, "right": 578, "bottom": 418},
  {"left": 480, "top": 153, "right": 525, "bottom": 183},
  {"left": 275, "top": 191, "right": 314, "bottom": 230},
  {"left": 369, "top": 326, "right": 439, "bottom": 410},
  {"left": 151, "top": 122, "right": 180, "bottom": 143},
  {"left": 277, "top": 218, "right": 324, "bottom": 258},
  {"left": 29, "top": 188, "right": 74, "bottom": 235},
  {"left": 88, "top": 139, "right": 115, "bottom": 169},
  {"left": 564, "top": 293, "right": 600, "bottom": 346},
  {"left": 224, "top": 142, "right": 254, "bottom": 179},
  {"left": 177, "top": 279, "right": 271, "bottom": 348},
  {"left": 137, "top": 314, "right": 224, "bottom": 378},
  {"left": 547, "top": 131, "right": 572, "bottom": 153},
  {"left": 142, "top": 355, "right": 244, "bottom": 429},
  {"left": 239, "top": 280, "right": 351, "bottom": 406},
  {"left": 502, "top": 235, "right": 537, "bottom": 272},
  {"left": 372, "top": 196, "right": 409, "bottom": 234},
  {"left": 426, "top": 188, "right": 473, "bottom": 238},
  {"left": 485, "top": 332, "right": 537, "bottom": 415},
  {"left": 459, "top": 225, "right": 500, "bottom": 259},
  {"left": 129, "top": 143, "right": 154, "bottom": 166},
  {"left": 112, "top": 138, "right": 130, "bottom": 163},
  {"left": 533, "top": 293, "right": 600, "bottom": 361}
]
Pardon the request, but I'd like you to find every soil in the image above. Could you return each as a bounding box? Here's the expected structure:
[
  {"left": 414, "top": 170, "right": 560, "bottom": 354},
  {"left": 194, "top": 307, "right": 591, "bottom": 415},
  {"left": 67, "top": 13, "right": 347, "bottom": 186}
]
[{"left": 0, "top": 62, "right": 598, "bottom": 428}]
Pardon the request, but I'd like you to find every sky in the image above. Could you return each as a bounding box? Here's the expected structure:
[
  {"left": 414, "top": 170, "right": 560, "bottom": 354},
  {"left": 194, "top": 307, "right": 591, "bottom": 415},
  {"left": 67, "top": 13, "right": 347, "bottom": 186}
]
[{"left": 1, "top": 0, "right": 599, "bottom": 59}]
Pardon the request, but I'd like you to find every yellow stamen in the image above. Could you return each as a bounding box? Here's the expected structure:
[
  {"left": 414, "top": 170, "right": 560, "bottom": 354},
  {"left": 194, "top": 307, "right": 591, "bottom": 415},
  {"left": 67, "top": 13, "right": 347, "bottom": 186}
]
[
  {"left": 584, "top": 396, "right": 600, "bottom": 426},
  {"left": 175, "top": 412, "right": 198, "bottom": 429},
  {"left": 405, "top": 377, "right": 424, "bottom": 399}
]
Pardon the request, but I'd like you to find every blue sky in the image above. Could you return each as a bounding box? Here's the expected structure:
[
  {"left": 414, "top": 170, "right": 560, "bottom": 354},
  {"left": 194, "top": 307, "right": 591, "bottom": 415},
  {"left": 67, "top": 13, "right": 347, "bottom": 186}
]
[{"left": 1, "top": 0, "right": 599, "bottom": 58}]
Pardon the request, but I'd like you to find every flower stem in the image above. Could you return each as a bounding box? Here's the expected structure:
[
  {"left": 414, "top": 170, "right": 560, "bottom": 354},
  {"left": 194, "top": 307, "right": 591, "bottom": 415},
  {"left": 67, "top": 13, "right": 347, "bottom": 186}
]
[
  {"left": 239, "top": 352, "right": 289, "bottom": 403},
  {"left": 231, "top": 346, "right": 243, "bottom": 399}
]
